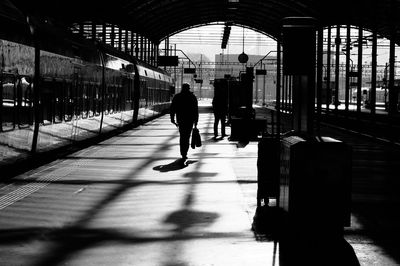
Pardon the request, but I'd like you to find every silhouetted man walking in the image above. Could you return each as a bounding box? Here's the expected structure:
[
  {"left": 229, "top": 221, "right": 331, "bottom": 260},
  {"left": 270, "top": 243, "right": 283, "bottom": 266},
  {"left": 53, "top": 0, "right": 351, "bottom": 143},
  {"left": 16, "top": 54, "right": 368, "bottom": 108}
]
[{"left": 170, "top": 83, "right": 199, "bottom": 161}]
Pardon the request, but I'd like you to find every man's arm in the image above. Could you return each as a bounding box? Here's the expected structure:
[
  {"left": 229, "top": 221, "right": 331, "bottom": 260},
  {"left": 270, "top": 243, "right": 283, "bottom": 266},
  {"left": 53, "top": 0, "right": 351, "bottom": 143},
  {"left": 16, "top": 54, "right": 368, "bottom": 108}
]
[
  {"left": 194, "top": 95, "right": 199, "bottom": 127},
  {"left": 170, "top": 96, "right": 178, "bottom": 126}
]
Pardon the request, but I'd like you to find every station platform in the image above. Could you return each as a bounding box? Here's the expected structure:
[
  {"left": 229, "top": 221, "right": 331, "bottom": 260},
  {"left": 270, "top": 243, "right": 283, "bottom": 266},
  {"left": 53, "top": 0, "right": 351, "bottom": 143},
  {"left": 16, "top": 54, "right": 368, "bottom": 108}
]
[
  {"left": 0, "top": 103, "right": 275, "bottom": 266},
  {"left": 1, "top": 101, "right": 400, "bottom": 266}
]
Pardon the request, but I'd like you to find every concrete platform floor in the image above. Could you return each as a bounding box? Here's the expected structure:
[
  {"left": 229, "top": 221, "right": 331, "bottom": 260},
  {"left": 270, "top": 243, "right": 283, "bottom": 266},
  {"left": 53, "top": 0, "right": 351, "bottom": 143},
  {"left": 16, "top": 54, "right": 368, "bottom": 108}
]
[
  {"left": 0, "top": 108, "right": 277, "bottom": 266},
  {"left": 1, "top": 102, "right": 399, "bottom": 266}
]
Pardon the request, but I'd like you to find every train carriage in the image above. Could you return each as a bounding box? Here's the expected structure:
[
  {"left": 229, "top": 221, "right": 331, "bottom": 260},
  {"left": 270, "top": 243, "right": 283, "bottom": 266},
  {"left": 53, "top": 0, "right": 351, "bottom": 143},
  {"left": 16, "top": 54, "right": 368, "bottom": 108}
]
[{"left": 0, "top": 0, "right": 173, "bottom": 168}]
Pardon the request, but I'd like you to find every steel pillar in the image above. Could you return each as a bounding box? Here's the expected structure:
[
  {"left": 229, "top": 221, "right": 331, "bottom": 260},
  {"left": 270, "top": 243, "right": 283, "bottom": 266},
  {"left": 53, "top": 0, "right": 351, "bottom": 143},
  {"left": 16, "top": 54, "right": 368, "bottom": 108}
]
[
  {"left": 111, "top": 24, "right": 115, "bottom": 47},
  {"left": 345, "top": 25, "right": 351, "bottom": 112},
  {"left": 388, "top": 31, "right": 397, "bottom": 114},
  {"left": 276, "top": 38, "right": 281, "bottom": 137},
  {"left": 326, "top": 26, "right": 332, "bottom": 112},
  {"left": 282, "top": 17, "right": 316, "bottom": 136},
  {"left": 316, "top": 27, "right": 323, "bottom": 129},
  {"left": 357, "top": 27, "right": 363, "bottom": 113},
  {"left": 140, "top": 36, "right": 144, "bottom": 61},
  {"left": 118, "top": 28, "right": 122, "bottom": 51},
  {"left": 370, "top": 30, "right": 377, "bottom": 114},
  {"left": 335, "top": 25, "right": 340, "bottom": 110}
]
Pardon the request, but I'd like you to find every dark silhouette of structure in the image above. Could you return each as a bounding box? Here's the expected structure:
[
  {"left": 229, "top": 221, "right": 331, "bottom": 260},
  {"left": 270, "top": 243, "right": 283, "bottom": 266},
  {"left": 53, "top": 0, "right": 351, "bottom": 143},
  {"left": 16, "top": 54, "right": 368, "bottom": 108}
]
[{"left": 170, "top": 83, "right": 199, "bottom": 161}]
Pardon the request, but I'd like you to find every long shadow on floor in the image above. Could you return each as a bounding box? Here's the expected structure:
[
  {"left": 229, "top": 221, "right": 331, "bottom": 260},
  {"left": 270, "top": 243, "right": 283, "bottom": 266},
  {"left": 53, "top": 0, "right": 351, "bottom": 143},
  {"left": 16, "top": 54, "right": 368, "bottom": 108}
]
[{"left": 153, "top": 159, "right": 197, "bottom": 172}]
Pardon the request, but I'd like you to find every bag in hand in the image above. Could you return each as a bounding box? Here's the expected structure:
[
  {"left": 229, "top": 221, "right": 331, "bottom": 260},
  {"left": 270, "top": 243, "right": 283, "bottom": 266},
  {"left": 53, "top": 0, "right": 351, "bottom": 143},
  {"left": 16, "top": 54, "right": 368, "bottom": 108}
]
[{"left": 191, "top": 127, "right": 202, "bottom": 149}]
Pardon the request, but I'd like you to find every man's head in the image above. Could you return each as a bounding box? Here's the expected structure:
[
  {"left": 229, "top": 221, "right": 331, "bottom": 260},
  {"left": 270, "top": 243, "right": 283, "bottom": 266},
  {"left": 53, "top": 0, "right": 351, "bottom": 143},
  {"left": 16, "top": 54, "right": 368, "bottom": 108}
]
[{"left": 182, "top": 83, "right": 190, "bottom": 92}]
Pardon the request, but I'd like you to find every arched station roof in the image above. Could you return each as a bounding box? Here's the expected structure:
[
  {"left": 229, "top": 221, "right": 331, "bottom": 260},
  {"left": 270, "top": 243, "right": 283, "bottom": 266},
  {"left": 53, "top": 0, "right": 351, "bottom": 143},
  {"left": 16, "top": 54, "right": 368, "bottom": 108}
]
[{"left": 9, "top": 0, "right": 400, "bottom": 43}]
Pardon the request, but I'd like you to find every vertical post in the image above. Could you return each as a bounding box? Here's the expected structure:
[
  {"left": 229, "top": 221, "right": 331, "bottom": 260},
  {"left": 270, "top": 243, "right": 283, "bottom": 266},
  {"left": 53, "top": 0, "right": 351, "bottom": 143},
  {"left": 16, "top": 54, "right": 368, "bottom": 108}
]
[
  {"left": 111, "top": 24, "right": 115, "bottom": 47},
  {"left": 327, "top": 26, "right": 332, "bottom": 112},
  {"left": 357, "top": 26, "right": 363, "bottom": 113},
  {"left": 199, "top": 54, "right": 202, "bottom": 99},
  {"left": 276, "top": 38, "right": 281, "bottom": 137},
  {"left": 370, "top": 30, "right": 377, "bottom": 114},
  {"left": 31, "top": 29, "right": 41, "bottom": 153},
  {"left": 79, "top": 23, "right": 84, "bottom": 37},
  {"left": 145, "top": 38, "right": 149, "bottom": 63},
  {"left": 130, "top": 31, "right": 134, "bottom": 57},
  {"left": 388, "top": 0, "right": 398, "bottom": 115},
  {"left": 263, "top": 62, "right": 266, "bottom": 105},
  {"left": 118, "top": 27, "right": 122, "bottom": 51},
  {"left": 282, "top": 17, "right": 316, "bottom": 136},
  {"left": 255, "top": 70, "right": 259, "bottom": 104},
  {"left": 125, "top": 30, "right": 128, "bottom": 53},
  {"left": 135, "top": 33, "right": 139, "bottom": 57},
  {"left": 345, "top": 25, "right": 351, "bottom": 112},
  {"left": 151, "top": 43, "right": 154, "bottom": 65},
  {"left": 91, "top": 21, "right": 96, "bottom": 41},
  {"left": 316, "top": 27, "right": 323, "bottom": 131},
  {"left": 335, "top": 25, "right": 340, "bottom": 111},
  {"left": 181, "top": 62, "right": 184, "bottom": 88},
  {"left": 165, "top": 37, "right": 169, "bottom": 56},
  {"left": 148, "top": 40, "right": 151, "bottom": 64},
  {"left": 174, "top": 44, "right": 177, "bottom": 87},
  {"left": 146, "top": 38, "right": 149, "bottom": 63},
  {"left": 152, "top": 43, "right": 155, "bottom": 65},
  {"left": 288, "top": 76, "right": 292, "bottom": 112},
  {"left": 102, "top": 23, "right": 106, "bottom": 43},
  {"left": 388, "top": 32, "right": 396, "bottom": 114},
  {"left": 155, "top": 44, "right": 159, "bottom": 67},
  {"left": 140, "top": 36, "right": 144, "bottom": 61},
  {"left": 145, "top": 39, "right": 148, "bottom": 63},
  {"left": 283, "top": 76, "right": 287, "bottom": 111}
]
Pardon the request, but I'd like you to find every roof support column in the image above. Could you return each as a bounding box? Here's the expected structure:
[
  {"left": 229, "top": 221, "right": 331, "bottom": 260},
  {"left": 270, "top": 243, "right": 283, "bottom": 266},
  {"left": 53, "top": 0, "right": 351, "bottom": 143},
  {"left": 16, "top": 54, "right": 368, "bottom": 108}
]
[
  {"left": 118, "top": 27, "right": 122, "bottom": 51},
  {"left": 276, "top": 37, "right": 281, "bottom": 137},
  {"left": 111, "top": 24, "right": 115, "bottom": 48},
  {"left": 357, "top": 26, "right": 363, "bottom": 113},
  {"left": 316, "top": 27, "right": 323, "bottom": 131},
  {"left": 145, "top": 38, "right": 149, "bottom": 63},
  {"left": 91, "top": 22, "right": 96, "bottom": 41},
  {"left": 155, "top": 43, "right": 159, "bottom": 67},
  {"left": 282, "top": 17, "right": 316, "bottom": 136},
  {"left": 130, "top": 31, "right": 134, "bottom": 57},
  {"left": 102, "top": 23, "right": 106, "bottom": 43},
  {"left": 150, "top": 41, "right": 152, "bottom": 65},
  {"left": 145, "top": 39, "right": 148, "bottom": 63},
  {"left": 135, "top": 33, "right": 139, "bottom": 57},
  {"left": 388, "top": 0, "right": 398, "bottom": 115},
  {"left": 31, "top": 25, "right": 41, "bottom": 153},
  {"left": 148, "top": 40, "right": 151, "bottom": 64},
  {"left": 79, "top": 23, "right": 84, "bottom": 37},
  {"left": 140, "top": 36, "right": 144, "bottom": 60},
  {"left": 335, "top": 25, "right": 340, "bottom": 111},
  {"left": 370, "top": 30, "right": 377, "bottom": 114},
  {"left": 326, "top": 26, "right": 332, "bottom": 112},
  {"left": 124, "top": 30, "right": 128, "bottom": 53},
  {"left": 345, "top": 25, "right": 351, "bottom": 112},
  {"left": 150, "top": 42, "right": 154, "bottom": 65},
  {"left": 164, "top": 36, "right": 169, "bottom": 56},
  {"left": 388, "top": 30, "right": 397, "bottom": 115}
]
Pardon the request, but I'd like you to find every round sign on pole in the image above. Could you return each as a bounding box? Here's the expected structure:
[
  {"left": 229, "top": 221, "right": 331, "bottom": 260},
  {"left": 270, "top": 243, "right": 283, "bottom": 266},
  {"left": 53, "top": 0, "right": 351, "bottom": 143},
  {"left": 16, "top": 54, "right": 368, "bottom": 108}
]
[{"left": 238, "top": 52, "right": 249, "bottom": 63}]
